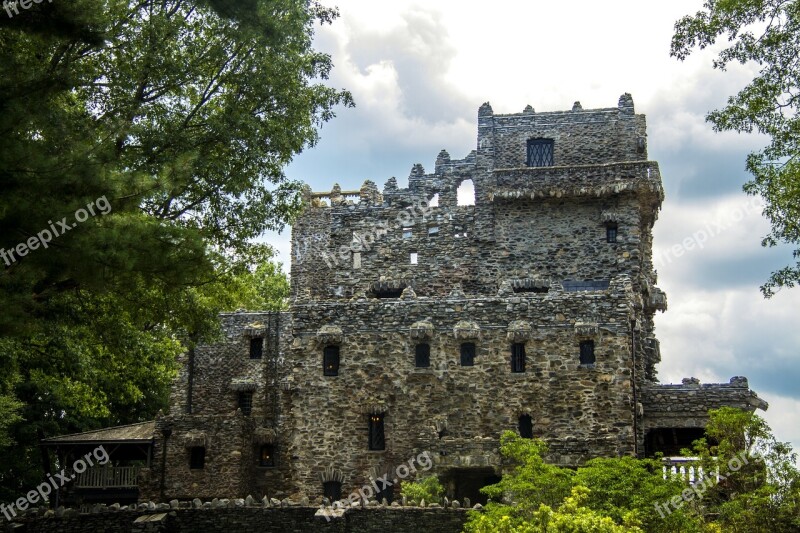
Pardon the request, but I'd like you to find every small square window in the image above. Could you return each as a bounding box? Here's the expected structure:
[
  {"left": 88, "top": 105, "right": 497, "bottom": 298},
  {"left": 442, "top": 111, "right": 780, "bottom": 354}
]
[
  {"left": 580, "top": 340, "right": 596, "bottom": 365},
  {"left": 428, "top": 226, "right": 439, "bottom": 236},
  {"left": 323, "top": 481, "right": 342, "bottom": 503},
  {"left": 526, "top": 138, "right": 554, "bottom": 167},
  {"left": 403, "top": 228, "right": 413, "bottom": 239},
  {"left": 249, "top": 337, "right": 263, "bottom": 359},
  {"left": 238, "top": 392, "right": 253, "bottom": 416},
  {"left": 189, "top": 447, "right": 205, "bottom": 469},
  {"left": 410, "top": 252, "right": 418, "bottom": 265},
  {"left": 460, "top": 343, "right": 475, "bottom": 366},
  {"left": 369, "top": 414, "right": 385, "bottom": 451},
  {"left": 259, "top": 444, "right": 275, "bottom": 467},
  {"left": 511, "top": 343, "right": 526, "bottom": 373},
  {"left": 323, "top": 346, "right": 340, "bottom": 376},
  {"left": 606, "top": 224, "right": 618, "bottom": 243},
  {"left": 415, "top": 344, "right": 430, "bottom": 368}
]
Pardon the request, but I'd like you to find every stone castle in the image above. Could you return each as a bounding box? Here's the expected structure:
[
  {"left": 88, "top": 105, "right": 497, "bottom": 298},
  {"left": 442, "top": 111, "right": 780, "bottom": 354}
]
[{"left": 46, "top": 95, "right": 768, "bottom": 508}]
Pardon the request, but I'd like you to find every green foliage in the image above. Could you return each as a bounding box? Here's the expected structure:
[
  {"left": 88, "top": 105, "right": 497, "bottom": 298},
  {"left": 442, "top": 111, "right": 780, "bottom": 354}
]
[
  {"left": 400, "top": 475, "right": 445, "bottom": 504},
  {"left": 464, "top": 419, "right": 799, "bottom": 533},
  {"left": 671, "top": 0, "right": 800, "bottom": 296},
  {"left": 0, "top": 0, "right": 342, "bottom": 499}
]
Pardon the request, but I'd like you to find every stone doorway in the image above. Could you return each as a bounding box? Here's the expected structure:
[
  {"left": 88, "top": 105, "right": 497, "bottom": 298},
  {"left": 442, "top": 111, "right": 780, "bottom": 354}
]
[{"left": 441, "top": 468, "right": 501, "bottom": 506}]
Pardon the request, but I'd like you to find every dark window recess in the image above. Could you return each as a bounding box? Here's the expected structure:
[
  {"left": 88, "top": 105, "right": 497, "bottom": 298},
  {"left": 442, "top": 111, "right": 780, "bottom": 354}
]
[
  {"left": 375, "top": 483, "right": 394, "bottom": 503},
  {"left": 606, "top": 224, "right": 618, "bottom": 243},
  {"left": 374, "top": 289, "right": 404, "bottom": 299},
  {"left": 238, "top": 391, "right": 253, "bottom": 416},
  {"left": 460, "top": 343, "right": 476, "bottom": 366},
  {"left": 511, "top": 342, "right": 525, "bottom": 372},
  {"left": 580, "top": 340, "right": 596, "bottom": 365},
  {"left": 323, "top": 346, "right": 340, "bottom": 376},
  {"left": 526, "top": 138, "right": 554, "bottom": 167},
  {"left": 323, "top": 481, "right": 342, "bottom": 503},
  {"left": 249, "top": 337, "right": 263, "bottom": 359},
  {"left": 562, "top": 280, "right": 611, "bottom": 292},
  {"left": 369, "top": 414, "right": 385, "bottom": 451},
  {"left": 259, "top": 444, "right": 275, "bottom": 467},
  {"left": 415, "top": 344, "right": 431, "bottom": 368},
  {"left": 189, "top": 447, "right": 206, "bottom": 469},
  {"left": 512, "top": 286, "right": 550, "bottom": 294},
  {"left": 519, "top": 415, "right": 533, "bottom": 439},
  {"left": 511, "top": 343, "right": 526, "bottom": 373}
]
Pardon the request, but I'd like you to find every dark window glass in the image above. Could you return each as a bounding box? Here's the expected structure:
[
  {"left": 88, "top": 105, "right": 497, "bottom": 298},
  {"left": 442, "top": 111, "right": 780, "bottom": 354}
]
[
  {"left": 323, "top": 481, "right": 342, "bottom": 503},
  {"left": 519, "top": 415, "right": 533, "bottom": 439},
  {"left": 249, "top": 337, "right": 263, "bottom": 359},
  {"left": 189, "top": 447, "right": 205, "bottom": 469},
  {"left": 238, "top": 391, "right": 253, "bottom": 416},
  {"left": 511, "top": 343, "right": 526, "bottom": 373},
  {"left": 460, "top": 343, "right": 476, "bottom": 366},
  {"left": 374, "top": 289, "right": 404, "bottom": 299},
  {"left": 580, "top": 340, "right": 596, "bottom": 365},
  {"left": 562, "top": 280, "right": 611, "bottom": 292},
  {"left": 369, "top": 414, "right": 385, "bottom": 451},
  {"left": 415, "top": 344, "right": 430, "bottom": 368},
  {"left": 259, "top": 444, "right": 275, "bottom": 467},
  {"left": 606, "top": 224, "right": 618, "bottom": 243},
  {"left": 323, "top": 346, "right": 340, "bottom": 376},
  {"left": 526, "top": 138, "right": 554, "bottom": 167}
]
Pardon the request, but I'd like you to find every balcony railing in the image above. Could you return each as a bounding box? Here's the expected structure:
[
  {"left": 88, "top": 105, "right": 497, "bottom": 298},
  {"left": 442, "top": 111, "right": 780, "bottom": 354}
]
[
  {"left": 74, "top": 466, "right": 139, "bottom": 489},
  {"left": 662, "top": 457, "right": 719, "bottom": 484}
]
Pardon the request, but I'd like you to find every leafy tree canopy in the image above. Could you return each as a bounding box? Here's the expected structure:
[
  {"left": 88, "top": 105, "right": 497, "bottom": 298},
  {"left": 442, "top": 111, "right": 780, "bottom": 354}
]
[{"left": 671, "top": 0, "right": 800, "bottom": 296}]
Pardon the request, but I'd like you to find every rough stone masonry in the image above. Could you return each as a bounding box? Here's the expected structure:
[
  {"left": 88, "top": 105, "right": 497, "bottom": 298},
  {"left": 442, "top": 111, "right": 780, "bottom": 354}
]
[{"left": 137, "top": 95, "right": 768, "bottom": 505}]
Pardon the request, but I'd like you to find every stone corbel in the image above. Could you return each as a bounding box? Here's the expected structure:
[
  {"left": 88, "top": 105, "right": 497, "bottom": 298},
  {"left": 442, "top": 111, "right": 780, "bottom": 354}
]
[{"left": 453, "top": 320, "right": 481, "bottom": 340}]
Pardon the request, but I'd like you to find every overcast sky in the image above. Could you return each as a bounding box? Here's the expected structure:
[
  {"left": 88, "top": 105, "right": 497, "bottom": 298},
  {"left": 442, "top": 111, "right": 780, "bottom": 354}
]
[{"left": 272, "top": 0, "right": 800, "bottom": 453}]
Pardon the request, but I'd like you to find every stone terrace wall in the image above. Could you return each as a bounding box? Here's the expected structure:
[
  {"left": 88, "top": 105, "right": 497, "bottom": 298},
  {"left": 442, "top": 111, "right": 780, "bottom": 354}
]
[
  {"left": 10, "top": 506, "right": 469, "bottom": 533},
  {"left": 642, "top": 377, "right": 770, "bottom": 431}
]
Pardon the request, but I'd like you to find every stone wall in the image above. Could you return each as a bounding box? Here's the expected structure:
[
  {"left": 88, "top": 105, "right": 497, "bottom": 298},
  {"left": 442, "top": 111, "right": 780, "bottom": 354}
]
[{"left": 9, "top": 506, "right": 469, "bottom": 533}]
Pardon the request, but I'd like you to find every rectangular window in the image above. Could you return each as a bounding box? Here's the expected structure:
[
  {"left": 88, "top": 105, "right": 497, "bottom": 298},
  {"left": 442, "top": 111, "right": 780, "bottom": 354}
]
[
  {"left": 353, "top": 251, "right": 362, "bottom": 269},
  {"left": 606, "top": 224, "right": 618, "bottom": 243},
  {"left": 410, "top": 252, "right": 418, "bottom": 265},
  {"left": 323, "top": 345, "right": 340, "bottom": 376},
  {"left": 415, "top": 344, "right": 430, "bottom": 367},
  {"left": 580, "top": 340, "right": 596, "bottom": 365},
  {"left": 189, "top": 447, "right": 206, "bottom": 469},
  {"left": 428, "top": 226, "right": 439, "bottom": 236},
  {"left": 460, "top": 343, "right": 476, "bottom": 366},
  {"left": 249, "top": 337, "right": 263, "bottom": 359},
  {"left": 368, "top": 414, "right": 385, "bottom": 451},
  {"left": 519, "top": 415, "right": 533, "bottom": 439},
  {"left": 402, "top": 228, "right": 413, "bottom": 239},
  {"left": 259, "top": 444, "right": 275, "bottom": 467},
  {"left": 526, "top": 138, "right": 554, "bottom": 167},
  {"left": 238, "top": 391, "right": 253, "bottom": 416},
  {"left": 511, "top": 343, "right": 526, "bottom": 373}
]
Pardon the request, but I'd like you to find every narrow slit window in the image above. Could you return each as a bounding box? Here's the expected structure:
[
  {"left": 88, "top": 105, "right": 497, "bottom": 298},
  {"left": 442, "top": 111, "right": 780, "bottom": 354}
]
[
  {"left": 368, "top": 414, "right": 385, "bottom": 450},
  {"left": 460, "top": 343, "right": 476, "bottom": 366},
  {"left": 189, "top": 447, "right": 206, "bottom": 469},
  {"left": 410, "top": 252, "right": 418, "bottom": 265},
  {"left": 249, "top": 337, "right": 263, "bottom": 359},
  {"left": 606, "top": 223, "right": 618, "bottom": 243},
  {"left": 580, "top": 340, "right": 596, "bottom": 365},
  {"left": 238, "top": 391, "right": 253, "bottom": 416},
  {"left": 519, "top": 415, "right": 533, "bottom": 439},
  {"left": 323, "top": 345, "right": 340, "bottom": 376},
  {"left": 353, "top": 251, "right": 361, "bottom": 269},
  {"left": 415, "top": 344, "right": 430, "bottom": 368},
  {"left": 526, "top": 138, "right": 554, "bottom": 167},
  {"left": 259, "top": 444, "right": 275, "bottom": 467},
  {"left": 511, "top": 343, "right": 526, "bottom": 373}
]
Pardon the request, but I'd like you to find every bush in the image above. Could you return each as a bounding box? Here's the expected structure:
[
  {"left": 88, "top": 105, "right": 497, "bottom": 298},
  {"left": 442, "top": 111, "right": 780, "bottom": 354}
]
[{"left": 400, "top": 475, "right": 444, "bottom": 504}]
